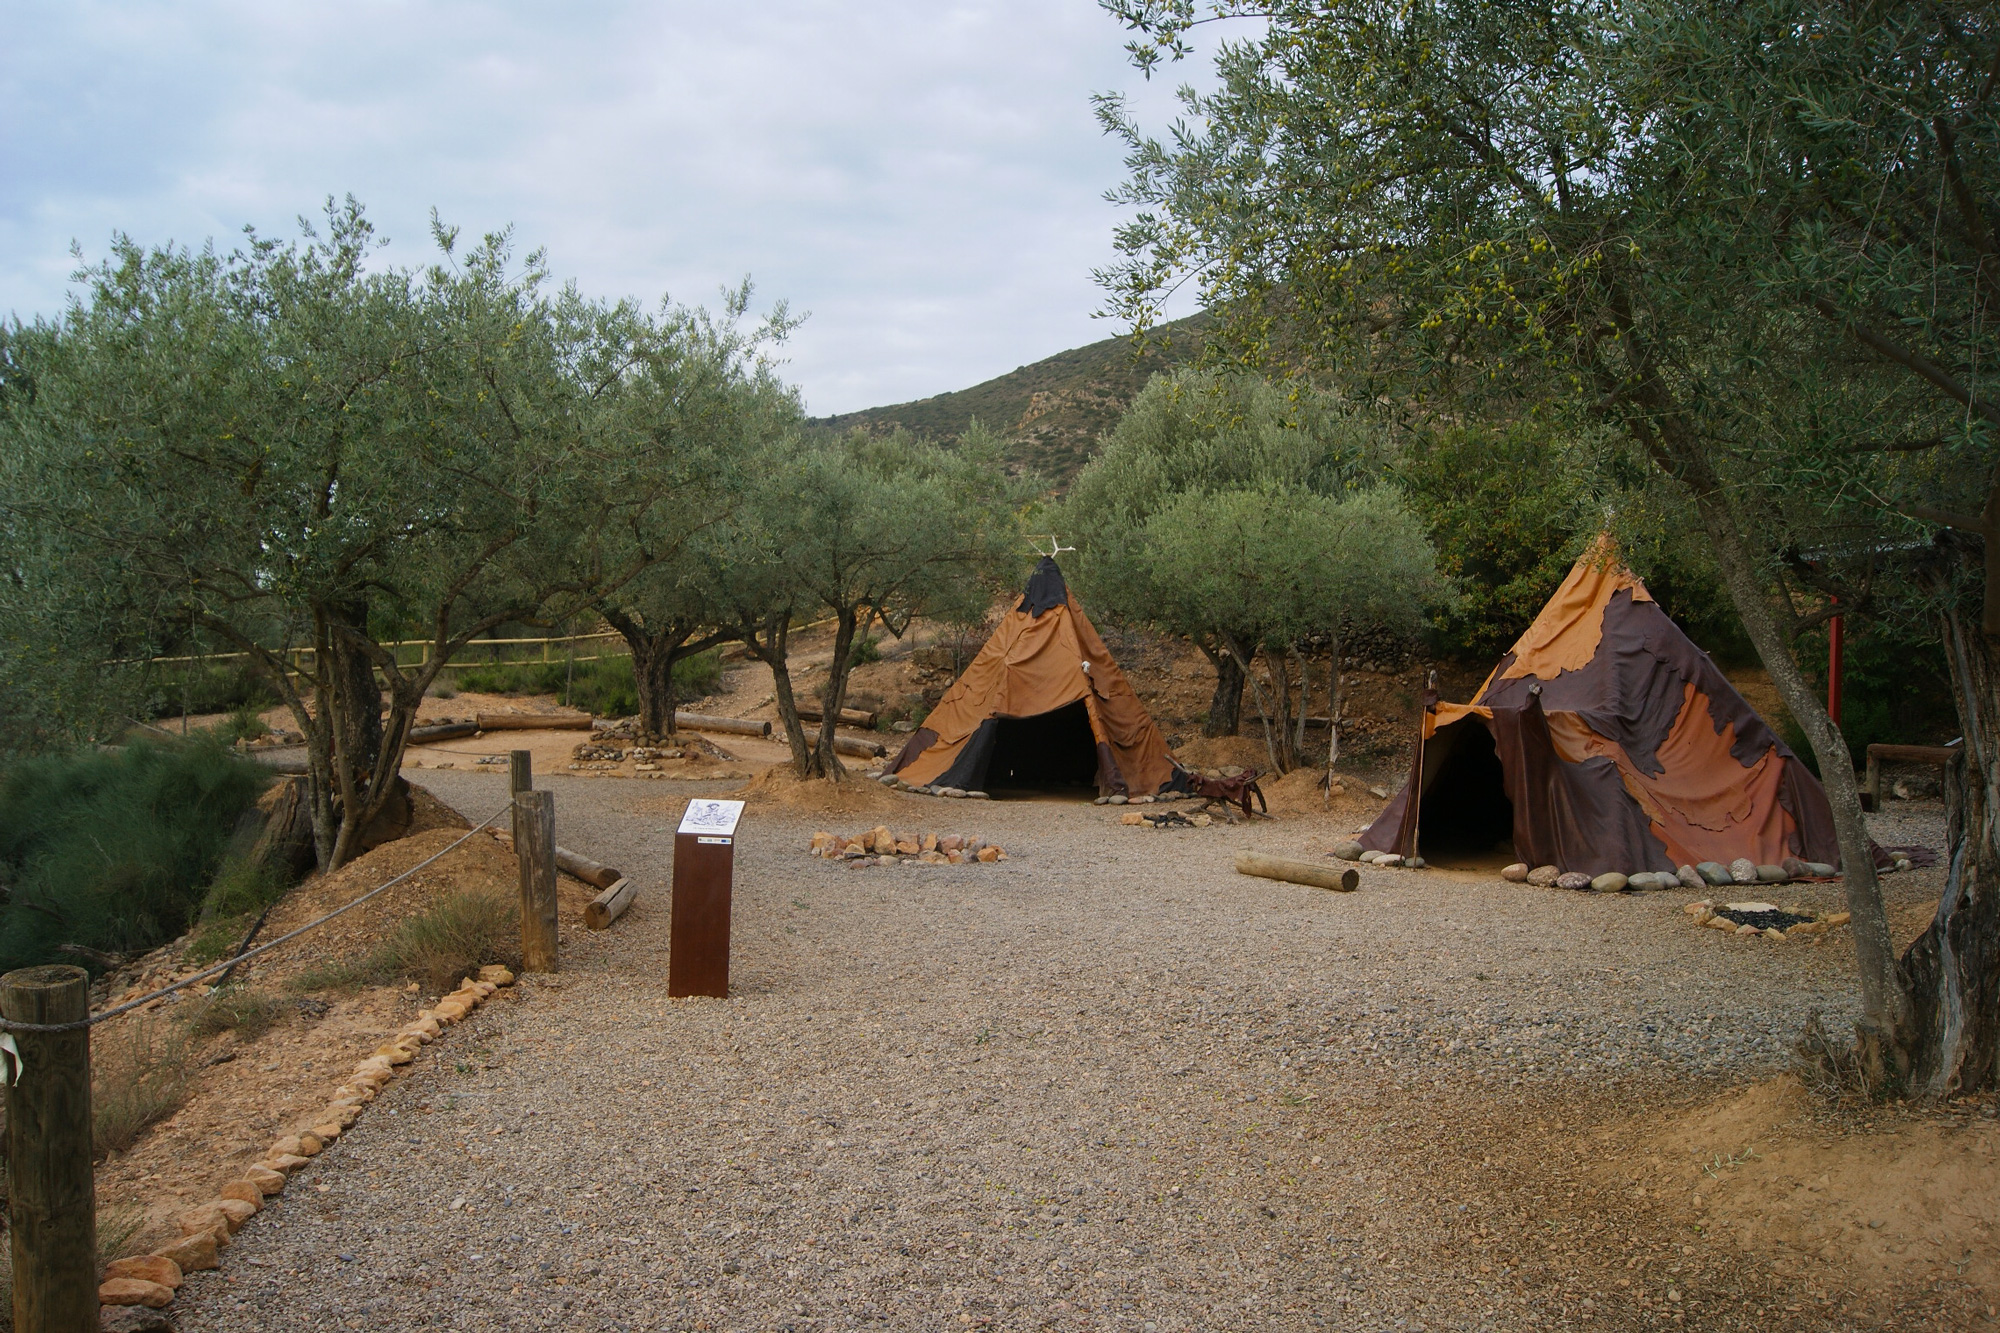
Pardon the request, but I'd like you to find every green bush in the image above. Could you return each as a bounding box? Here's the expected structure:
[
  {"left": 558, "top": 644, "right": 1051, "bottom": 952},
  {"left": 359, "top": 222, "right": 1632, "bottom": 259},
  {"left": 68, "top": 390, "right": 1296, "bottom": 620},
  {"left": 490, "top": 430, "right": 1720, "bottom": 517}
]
[
  {"left": 217, "top": 705, "right": 269, "bottom": 745},
  {"left": 847, "top": 635, "right": 881, "bottom": 668},
  {"left": 92, "top": 1018, "right": 192, "bottom": 1156},
  {"left": 138, "top": 659, "right": 279, "bottom": 721},
  {"left": 184, "top": 985, "right": 284, "bottom": 1040},
  {"left": 1780, "top": 621, "right": 1958, "bottom": 774},
  {"left": 455, "top": 647, "right": 720, "bottom": 716},
  {"left": 0, "top": 738, "right": 270, "bottom": 973}
]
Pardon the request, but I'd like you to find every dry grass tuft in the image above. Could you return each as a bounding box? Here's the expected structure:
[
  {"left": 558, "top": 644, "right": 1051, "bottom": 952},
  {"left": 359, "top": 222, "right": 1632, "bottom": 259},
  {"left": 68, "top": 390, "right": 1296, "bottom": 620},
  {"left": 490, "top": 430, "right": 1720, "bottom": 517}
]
[
  {"left": 92, "top": 1018, "right": 193, "bottom": 1157},
  {"left": 183, "top": 985, "right": 284, "bottom": 1040}
]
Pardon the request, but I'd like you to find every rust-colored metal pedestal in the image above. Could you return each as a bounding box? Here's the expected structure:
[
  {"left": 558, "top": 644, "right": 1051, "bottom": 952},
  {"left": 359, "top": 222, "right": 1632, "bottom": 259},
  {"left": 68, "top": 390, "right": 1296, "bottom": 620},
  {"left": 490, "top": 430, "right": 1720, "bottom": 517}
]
[{"left": 669, "top": 798, "right": 744, "bottom": 998}]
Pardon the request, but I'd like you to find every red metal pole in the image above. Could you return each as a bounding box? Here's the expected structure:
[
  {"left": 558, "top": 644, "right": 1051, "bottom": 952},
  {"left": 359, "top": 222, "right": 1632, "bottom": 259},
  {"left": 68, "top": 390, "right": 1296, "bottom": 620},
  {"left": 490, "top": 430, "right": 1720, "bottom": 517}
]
[{"left": 1827, "top": 608, "right": 1844, "bottom": 727}]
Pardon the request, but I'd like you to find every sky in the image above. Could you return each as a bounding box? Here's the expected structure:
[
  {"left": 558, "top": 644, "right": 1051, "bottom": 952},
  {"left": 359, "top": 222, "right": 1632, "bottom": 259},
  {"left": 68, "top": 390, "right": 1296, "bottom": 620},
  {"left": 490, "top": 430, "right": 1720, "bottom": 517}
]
[{"left": 1, "top": 2, "right": 1222, "bottom": 416}]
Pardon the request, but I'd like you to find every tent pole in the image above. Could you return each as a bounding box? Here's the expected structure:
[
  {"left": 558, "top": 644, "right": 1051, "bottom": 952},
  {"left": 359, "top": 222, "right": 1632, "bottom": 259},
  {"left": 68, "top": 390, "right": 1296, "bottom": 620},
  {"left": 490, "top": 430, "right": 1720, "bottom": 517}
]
[{"left": 1410, "top": 670, "right": 1439, "bottom": 860}]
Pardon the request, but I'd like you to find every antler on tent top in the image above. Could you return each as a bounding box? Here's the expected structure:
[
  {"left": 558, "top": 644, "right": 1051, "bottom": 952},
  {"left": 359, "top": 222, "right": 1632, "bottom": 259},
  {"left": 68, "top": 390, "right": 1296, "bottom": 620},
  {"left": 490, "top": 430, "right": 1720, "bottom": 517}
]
[{"left": 1030, "top": 535, "right": 1076, "bottom": 558}]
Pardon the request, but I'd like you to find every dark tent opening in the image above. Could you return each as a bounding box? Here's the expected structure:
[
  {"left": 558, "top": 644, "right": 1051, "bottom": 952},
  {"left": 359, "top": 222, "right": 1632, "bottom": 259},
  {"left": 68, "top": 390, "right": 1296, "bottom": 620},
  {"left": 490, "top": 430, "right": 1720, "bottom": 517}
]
[
  {"left": 1415, "top": 721, "right": 1516, "bottom": 860},
  {"left": 981, "top": 700, "right": 1101, "bottom": 793}
]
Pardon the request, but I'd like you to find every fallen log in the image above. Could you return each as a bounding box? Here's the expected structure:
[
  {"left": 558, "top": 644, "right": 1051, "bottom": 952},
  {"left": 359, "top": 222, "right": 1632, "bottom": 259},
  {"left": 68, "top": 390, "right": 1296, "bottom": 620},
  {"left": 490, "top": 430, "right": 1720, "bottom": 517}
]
[
  {"left": 836, "top": 736, "right": 886, "bottom": 759},
  {"left": 248, "top": 747, "right": 310, "bottom": 775},
  {"left": 674, "top": 712, "right": 772, "bottom": 738},
  {"left": 555, "top": 847, "right": 622, "bottom": 890},
  {"left": 408, "top": 721, "right": 479, "bottom": 743},
  {"left": 1233, "top": 851, "right": 1358, "bottom": 893},
  {"left": 796, "top": 705, "right": 880, "bottom": 729},
  {"left": 585, "top": 876, "right": 639, "bottom": 930},
  {"left": 477, "top": 711, "right": 593, "bottom": 731}
]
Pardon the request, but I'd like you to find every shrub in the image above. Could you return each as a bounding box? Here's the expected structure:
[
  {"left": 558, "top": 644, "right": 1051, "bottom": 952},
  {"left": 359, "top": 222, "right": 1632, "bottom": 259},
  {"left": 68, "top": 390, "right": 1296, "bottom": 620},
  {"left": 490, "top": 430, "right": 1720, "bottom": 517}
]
[
  {"left": 184, "top": 985, "right": 284, "bottom": 1040},
  {"left": 92, "top": 1018, "right": 192, "bottom": 1156},
  {"left": 138, "top": 659, "right": 279, "bottom": 721},
  {"left": 455, "top": 648, "right": 718, "bottom": 716},
  {"left": 293, "top": 889, "right": 520, "bottom": 996},
  {"left": 216, "top": 705, "right": 269, "bottom": 745},
  {"left": 375, "top": 890, "right": 521, "bottom": 993},
  {"left": 847, "top": 635, "right": 881, "bottom": 668},
  {"left": 0, "top": 738, "right": 270, "bottom": 974}
]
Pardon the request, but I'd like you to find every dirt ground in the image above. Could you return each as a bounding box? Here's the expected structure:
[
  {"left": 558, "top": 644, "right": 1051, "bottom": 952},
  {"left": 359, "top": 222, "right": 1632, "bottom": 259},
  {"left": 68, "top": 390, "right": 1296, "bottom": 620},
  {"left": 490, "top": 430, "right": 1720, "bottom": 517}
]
[{"left": 122, "top": 619, "right": 1995, "bottom": 1332}]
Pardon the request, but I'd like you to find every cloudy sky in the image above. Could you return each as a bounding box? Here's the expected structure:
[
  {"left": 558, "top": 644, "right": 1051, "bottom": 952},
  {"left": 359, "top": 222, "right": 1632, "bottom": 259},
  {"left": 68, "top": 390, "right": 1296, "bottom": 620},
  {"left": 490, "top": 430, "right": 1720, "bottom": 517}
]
[{"left": 1, "top": 2, "right": 1221, "bottom": 416}]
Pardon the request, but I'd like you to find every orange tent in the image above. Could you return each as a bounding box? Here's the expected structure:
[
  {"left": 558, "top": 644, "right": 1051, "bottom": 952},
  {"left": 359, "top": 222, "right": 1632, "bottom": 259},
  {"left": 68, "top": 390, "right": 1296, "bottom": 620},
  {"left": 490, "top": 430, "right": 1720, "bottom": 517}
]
[
  {"left": 1360, "top": 542, "right": 1844, "bottom": 875},
  {"left": 885, "top": 558, "right": 1183, "bottom": 798}
]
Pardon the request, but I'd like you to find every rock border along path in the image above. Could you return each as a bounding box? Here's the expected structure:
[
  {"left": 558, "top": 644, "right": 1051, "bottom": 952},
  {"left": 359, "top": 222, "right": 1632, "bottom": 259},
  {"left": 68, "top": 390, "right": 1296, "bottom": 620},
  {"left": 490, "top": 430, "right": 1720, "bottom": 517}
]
[{"left": 170, "top": 773, "right": 1930, "bottom": 1333}]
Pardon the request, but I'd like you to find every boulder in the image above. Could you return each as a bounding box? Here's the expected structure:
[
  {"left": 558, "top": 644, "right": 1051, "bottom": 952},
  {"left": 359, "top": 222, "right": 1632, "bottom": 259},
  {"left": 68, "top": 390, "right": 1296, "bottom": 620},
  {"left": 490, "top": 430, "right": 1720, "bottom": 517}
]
[
  {"left": 176, "top": 1206, "right": 233, "bottom": 1240},
  {"left": 1728, "top": 857, "right": 1758, "bottom": 884},
  {"left": 217, "top": 1181, "right": 264, "bottom": 1212},
  {"left": 1526, "top": 865, "right": 1562, "bottom": 887},
  {"left": 1695, "top": 862, "right": 1732, "bottom": 886},
  {"left": 1803, "top": 861, "right": 1838, "bottom": 878},
  {"left": 1108, "top": 794, "right": 1128, "bottom": 805},
  {"left": 104, "top": 1256, "right": 182, "bottom": 1289},
  {"left": 1683, "top": 898, "right": 1714, "bottom": 916},
  {"left": 967, "top": 791, "right": 990, "bottom": 800},
  {"left": 1377, "top": 854, "right": 1404, "bottom": 867},
  {"left": 1500, "top": 863, "right": 1530, "bottom": 882},
  {"left": 243, "top": 1165, "right": 286, "bottom": 1195},
  {"left": 98, "top": 1279, "right": 174, "bottom": 1309},
  {"left": 100, "top": 1306, "right": 178, "bottom": 1333},
  {"left": 151, "top": 1230, "right": 220, "bottom": 1273},
  {"left": 977, "top": 846, "right": 1002, "bottom": 862},
  {"left": 1331, "top": 841, "right": 1366, "bottom": 862},
  {"left": 262, "top": 1153, "right": 311, "bottom": 1174},
  {"left": 1676, "top": 865, "right": 1705, "bottom": 890},
  {"left": 1120, "top": 812, "right": 1146, "bottom": 826},
  {"left": 1590, "top": 872, "right": 1629, "bottom": 893},
  {"left": 1706, "top": 915, "right": 1737, "bottom": 930},
  {"left": 1406, "top": 857, "right": 1426, "bottom": 869},
  {"left": 1754, "top": 864, "right": 1789, "bottom": 883},
  {"left": 1555, "top": 872, "right": 1593, "bottom": 891},
  {"left": 1625, "top": 872, "right": 1662, "bottom": 891},
  {"left": 1781, "top": 856, "right": 1810, "bottom": 879},
  {"left": 1762, "top": 927, "right": 1786, "bottom": 941}
]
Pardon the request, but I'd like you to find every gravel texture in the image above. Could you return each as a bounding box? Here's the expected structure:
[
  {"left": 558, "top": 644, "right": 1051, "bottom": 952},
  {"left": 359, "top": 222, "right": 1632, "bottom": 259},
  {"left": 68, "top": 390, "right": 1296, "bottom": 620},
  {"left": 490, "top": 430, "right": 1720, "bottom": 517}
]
[{"left": 173, "top": 774, "right": 1951, "bottom": 1333}]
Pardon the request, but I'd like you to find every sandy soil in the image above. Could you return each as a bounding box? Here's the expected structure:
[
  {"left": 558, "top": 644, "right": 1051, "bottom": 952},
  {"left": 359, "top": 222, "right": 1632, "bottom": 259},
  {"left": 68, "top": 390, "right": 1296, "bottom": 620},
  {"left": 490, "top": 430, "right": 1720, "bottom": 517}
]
[{"left": 157, "top": 771, "right": 1992, "bottom": 1333}]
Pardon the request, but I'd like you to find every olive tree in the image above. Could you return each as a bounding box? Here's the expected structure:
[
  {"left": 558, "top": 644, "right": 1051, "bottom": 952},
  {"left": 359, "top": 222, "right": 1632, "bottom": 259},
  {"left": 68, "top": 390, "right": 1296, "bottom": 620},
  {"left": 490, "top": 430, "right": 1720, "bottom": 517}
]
[
  {"left": 0, "top": 201, "right": 702, "bottom": 867},
  {"left": 1061, "top": 367, "right": 1381, "bottom": 736}
]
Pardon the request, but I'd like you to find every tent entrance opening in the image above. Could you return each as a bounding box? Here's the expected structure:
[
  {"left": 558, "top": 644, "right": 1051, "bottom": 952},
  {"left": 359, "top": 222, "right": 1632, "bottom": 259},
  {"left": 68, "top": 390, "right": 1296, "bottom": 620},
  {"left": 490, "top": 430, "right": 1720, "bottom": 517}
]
[
  {"left": 984, "top": 700, "right": 1100, "bottom": 794},
  {"left": 1417, "top": 721, "right": 1515, "bottom": 863}
]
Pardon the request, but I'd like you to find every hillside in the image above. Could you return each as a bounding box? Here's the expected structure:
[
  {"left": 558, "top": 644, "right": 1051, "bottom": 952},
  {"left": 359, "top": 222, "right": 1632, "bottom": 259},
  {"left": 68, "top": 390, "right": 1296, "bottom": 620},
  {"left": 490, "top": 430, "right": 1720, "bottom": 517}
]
[{"left": 815, "top": 313, "right": 1208, "bottom": 484}]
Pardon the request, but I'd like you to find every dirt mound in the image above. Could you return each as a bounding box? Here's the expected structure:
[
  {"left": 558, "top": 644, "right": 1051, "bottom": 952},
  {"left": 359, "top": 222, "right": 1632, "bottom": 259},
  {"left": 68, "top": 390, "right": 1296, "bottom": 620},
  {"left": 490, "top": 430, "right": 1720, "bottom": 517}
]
[
  {"left": 731, "top": 765, "right": 906, "bottom": 816},
  {"left": 1605, "top": 1075, "right": 2000, "bottom": 1300},
  {"left": 1171, "top": 734, "right": 1269, "bottom": 773},
  {"left": 1255, "top": 766, "right": 1385, "bottom": 824}
]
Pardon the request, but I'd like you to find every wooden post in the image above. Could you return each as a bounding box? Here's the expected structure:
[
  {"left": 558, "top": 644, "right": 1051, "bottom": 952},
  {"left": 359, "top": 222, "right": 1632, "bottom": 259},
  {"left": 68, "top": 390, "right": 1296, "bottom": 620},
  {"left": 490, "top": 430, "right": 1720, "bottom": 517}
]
[
  {"left": 515, "top": 790, "right": 558, "bottom": 973},
  {"left": 509, "top": 749, "right": 532, "bottom": 797},
  {"left": 2, "top": 965, "right": 97, "bottom": 1333}
]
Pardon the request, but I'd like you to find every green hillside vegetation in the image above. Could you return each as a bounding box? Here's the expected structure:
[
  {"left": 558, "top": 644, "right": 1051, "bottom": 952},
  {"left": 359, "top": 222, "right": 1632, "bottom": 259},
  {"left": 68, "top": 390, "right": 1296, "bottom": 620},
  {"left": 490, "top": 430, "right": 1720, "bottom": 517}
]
[{"left": 814, "top": 314, "right": 1208, "bottom": 484}]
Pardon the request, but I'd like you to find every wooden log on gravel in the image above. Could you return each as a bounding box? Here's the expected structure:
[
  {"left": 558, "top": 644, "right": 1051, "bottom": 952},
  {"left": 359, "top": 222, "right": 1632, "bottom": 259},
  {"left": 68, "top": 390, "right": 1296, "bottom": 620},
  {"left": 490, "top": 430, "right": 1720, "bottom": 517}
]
[
  {"left": 674, "top": 712, "right": 772, "bottom": 738},
  {"left": 796, "top": 705, "right": 880, "bottom": 728},
  {"left": 1234, "top": 851, "right": 1359, "bottom": 893},
  {"left": 555, "top": 847, "right": 622, "bottom": 890},
  {"left": 408, "top": 721, "right": 479, "bottom": 743},
  {"left": 247, "top": 746, "right": 310, "bottom": 774},
  {"left": 835, "top": 736, "right": 886, "bottom": 759},
  {"left": 477, "top": 711, "right": 593, "bottom": 731},
  {"left": 585, "top": 876, "right": 639, "bottom": 930}
]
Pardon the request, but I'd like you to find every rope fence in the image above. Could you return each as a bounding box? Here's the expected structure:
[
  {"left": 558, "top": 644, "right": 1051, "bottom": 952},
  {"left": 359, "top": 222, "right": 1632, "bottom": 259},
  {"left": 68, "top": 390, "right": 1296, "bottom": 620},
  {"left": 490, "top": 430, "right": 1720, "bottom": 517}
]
[{"left": 0, "top": 802, "right": 512, "bottom": 1033}]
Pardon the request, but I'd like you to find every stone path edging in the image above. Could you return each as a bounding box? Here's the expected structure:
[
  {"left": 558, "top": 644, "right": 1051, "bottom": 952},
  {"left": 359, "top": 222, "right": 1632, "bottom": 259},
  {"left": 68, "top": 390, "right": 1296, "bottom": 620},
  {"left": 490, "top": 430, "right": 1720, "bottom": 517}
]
[{"left": 96, "top": 964, "right": 518, "bottom": 1316}]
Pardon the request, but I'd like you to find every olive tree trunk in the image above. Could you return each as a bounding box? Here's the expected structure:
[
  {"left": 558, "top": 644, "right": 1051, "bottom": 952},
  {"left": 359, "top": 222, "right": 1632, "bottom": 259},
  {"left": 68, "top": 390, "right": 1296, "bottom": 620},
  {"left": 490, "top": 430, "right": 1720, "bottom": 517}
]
[{"left": 1898, "top": 590, "right": 2000, "bottom": 1095}]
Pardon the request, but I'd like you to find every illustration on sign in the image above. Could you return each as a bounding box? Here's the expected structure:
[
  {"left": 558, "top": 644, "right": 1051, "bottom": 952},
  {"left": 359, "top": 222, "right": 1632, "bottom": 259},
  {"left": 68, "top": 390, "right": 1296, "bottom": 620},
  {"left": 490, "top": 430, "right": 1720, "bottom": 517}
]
[{"left": 677, "top": 799, "right": 745, "bottom": 837}]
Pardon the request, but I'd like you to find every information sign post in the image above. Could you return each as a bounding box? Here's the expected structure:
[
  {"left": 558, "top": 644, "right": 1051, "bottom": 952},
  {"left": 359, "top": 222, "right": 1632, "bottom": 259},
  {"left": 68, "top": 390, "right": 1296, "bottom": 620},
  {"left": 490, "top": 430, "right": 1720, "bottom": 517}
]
[{"left": 669, "top": 798, "right": 744, "bottom": 998}]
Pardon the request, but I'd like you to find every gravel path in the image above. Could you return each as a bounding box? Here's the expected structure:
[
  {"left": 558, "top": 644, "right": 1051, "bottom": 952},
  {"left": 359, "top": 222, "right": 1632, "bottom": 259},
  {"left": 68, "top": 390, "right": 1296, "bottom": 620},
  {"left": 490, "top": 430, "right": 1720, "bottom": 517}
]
[{"left": 173, "top": 773, "right": 1944, "bottom": 1333}]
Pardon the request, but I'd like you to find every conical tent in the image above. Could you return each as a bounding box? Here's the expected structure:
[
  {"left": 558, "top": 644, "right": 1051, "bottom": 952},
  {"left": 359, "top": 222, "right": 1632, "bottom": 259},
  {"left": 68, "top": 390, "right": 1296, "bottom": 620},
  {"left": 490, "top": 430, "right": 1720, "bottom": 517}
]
[
  {"left": 1359, "top": 542, "right": 1844, "bottom": 875},
  {"left": 886, "top": 557, "right": 1183, "bottom": 798}
]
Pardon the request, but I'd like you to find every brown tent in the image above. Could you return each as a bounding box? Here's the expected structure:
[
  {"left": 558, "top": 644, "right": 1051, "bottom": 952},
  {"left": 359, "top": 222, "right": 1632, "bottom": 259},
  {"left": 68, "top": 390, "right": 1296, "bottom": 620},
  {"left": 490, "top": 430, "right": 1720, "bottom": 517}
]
[
  {"left": 1359, "top": 542, "right": 1844, "bottom": 875},
  {"left": 885, "top": 557, "right": 1183, "bottom": 798}
]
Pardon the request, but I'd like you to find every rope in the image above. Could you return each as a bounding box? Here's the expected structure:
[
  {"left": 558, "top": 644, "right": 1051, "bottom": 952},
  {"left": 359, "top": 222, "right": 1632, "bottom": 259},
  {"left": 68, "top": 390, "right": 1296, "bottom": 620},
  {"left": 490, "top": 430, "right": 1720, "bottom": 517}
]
[{"left": 0, "top": 804, "right": 514, "bottom": 1034}]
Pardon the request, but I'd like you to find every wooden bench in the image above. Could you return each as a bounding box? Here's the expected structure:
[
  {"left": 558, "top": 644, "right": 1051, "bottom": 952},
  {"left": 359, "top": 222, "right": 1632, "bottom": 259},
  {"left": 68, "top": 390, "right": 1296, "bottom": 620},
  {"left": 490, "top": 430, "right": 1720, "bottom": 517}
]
[{"left": 1863, "top": 742, "right": 1961, "bottom": 810}]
